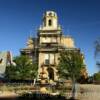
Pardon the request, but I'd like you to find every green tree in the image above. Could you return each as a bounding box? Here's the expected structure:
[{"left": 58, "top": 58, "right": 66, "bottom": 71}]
[
  {"left": 5, "top": 55, "right": 38, "bottom": 80},
  {"left": 58, "top": 49, "right": 84, "bottom": 99},
  {"left": 5, "top": 64, "right": 17, "bottom": 79},
  {"left": 95, "top": 38, "right": 100, "bottom": 70},
  {"left": 93, "top": 72, "right": 100, "bottom": 82}
]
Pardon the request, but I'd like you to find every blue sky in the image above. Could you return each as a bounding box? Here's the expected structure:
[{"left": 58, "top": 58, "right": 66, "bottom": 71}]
[{"left": 0, "top": 0, "right": 100, "bottom": 75}]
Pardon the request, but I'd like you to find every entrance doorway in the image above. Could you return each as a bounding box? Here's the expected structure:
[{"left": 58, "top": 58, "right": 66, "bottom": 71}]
[{"left": 47, "top": 67, "right": 54, "bottom": 80}]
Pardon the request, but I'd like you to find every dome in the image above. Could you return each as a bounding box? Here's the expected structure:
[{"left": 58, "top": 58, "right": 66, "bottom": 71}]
[
  {"left": 61, "top": 35, "right": 75, "bottom": 48},
  {"left": 27, "top": 37, "right": 33, "bottom": 45},
  {"left": 26, "top": 37, "right": 34, "bottom": 49},
  {"left": 65, "top": 35, "right": 75, "bottom": 48}
]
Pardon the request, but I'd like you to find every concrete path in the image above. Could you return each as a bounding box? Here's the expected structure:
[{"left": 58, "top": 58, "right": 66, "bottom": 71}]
[{"left": 79, "top": 84, "right": 100, "bottom": 100}]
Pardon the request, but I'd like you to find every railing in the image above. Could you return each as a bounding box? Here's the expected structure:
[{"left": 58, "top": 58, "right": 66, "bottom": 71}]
[
  {"left": 39, "top": 25, "right": 62, "bottom": 30},
  {"left": 40, "top": 61, "right": 56, "bottom": 66},
  {"left": 39, "top": 48, "right": 58, "bottom": 52}
]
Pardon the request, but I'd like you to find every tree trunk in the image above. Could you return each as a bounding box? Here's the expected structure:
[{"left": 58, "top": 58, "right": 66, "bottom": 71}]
[{"left": 71, "top": 75, "right": 76, "bottom": 99}]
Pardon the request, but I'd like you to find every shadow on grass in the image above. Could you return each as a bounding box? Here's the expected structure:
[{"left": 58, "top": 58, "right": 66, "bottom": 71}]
[
  {"left": 0, "top": 93, "right": 76, "bottom": 100},
  {"left": 17, "top": 93, "right": 67, "bottom": 100}
]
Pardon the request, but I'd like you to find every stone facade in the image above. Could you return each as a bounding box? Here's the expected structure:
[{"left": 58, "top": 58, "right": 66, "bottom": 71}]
[
  {"left": 0, "top": 51, "right": 15, "bottom": 78},
  {"left": 20, "top": 11, "right": 87, "bottom": 82}
]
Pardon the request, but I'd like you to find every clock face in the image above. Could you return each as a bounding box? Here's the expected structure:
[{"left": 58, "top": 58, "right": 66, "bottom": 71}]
[{"left": 49, "top": 12, "right": 52, "bottom": 16}]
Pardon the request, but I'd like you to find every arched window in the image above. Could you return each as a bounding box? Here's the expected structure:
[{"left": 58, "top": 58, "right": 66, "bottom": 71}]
[{"left": 48, "top": 19, "right": 52, "bottom": 26}]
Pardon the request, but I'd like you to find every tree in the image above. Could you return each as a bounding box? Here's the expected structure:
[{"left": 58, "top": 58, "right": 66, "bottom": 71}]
[
  {"left": 95, "top": 38, "right": 100, "bottom": 71},
  {"left": 58, "top": 49, "right": 84, "bottom": 99},
  {"left": 78, "top": 66, "right": 88, "bottom": 83},
  {"left": 93, "top": 72, "right": 100, "bottom": 82},
  {"left": 5, "top": 55, "right": 38, "bottom": 80}
]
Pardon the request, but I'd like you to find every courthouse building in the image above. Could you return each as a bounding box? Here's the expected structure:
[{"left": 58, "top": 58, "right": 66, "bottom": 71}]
[{"left": 20, "top": 11, "right": 87, "bottom": 81}]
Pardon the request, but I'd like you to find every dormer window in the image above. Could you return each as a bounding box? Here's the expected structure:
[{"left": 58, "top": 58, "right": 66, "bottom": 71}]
[{"left": 48, "top": 19, "right": 52, "bottom": 26}]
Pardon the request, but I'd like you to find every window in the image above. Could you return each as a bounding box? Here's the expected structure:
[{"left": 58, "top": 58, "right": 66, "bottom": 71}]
[
  {"left": 44, "top": 54, "right": 49, "bottom": 65},
  {"left": 45, "top": 59, "right": 49, "bottom": 65},
  {"left": 44, "top": 53, "right": 55, "bottom": 65},
  {"left": 48, "top": 19, "right": 52, "bottom": 26},
  {"left": 50, "top": 54, "right": 54, "bottom": 64}
]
